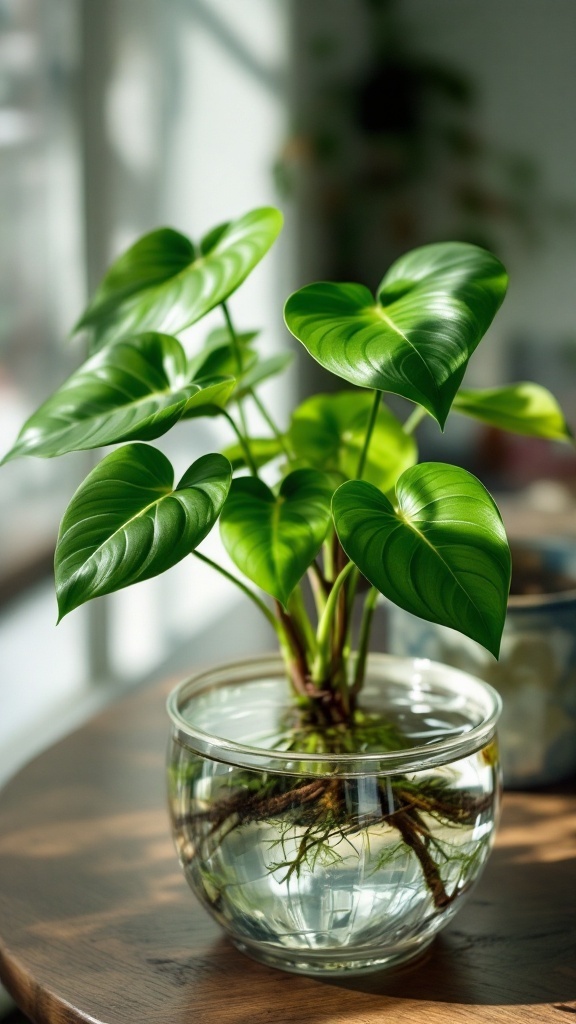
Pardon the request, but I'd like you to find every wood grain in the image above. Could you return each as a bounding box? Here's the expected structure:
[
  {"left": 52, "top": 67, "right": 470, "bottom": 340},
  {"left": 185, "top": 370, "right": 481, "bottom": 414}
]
[{"left": 0, "top": 674, "right": 575, "bottom": 1024}]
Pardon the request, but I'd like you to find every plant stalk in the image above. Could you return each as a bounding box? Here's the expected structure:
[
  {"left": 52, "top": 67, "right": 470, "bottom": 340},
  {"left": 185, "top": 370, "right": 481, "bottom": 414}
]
[
  {"left": 288, "top": 585, "right": 318, "bottom": 660},
  {"left": 194, "top": 551, "right": 318, "bottom": 704},
  {"left": 249, "top": 389, "right": 292, "bottom": 459},
  {"left": 403, "top": 405, "right": 427, "bottom": 435},
  {"left": 307, "top": 562, "right": 329, "bottom": 619},
  {"left": 221, "top": 300, "right": 255, "bottom": 460},
  {"left": 222, "top": 300, "right": 245, "bottom": 381},
  {"left": 222, "top": 410, "right": 259, "bottom": 478},
  {"left": 356, "top": 388, "right": 382, "bottom": 480},
  {"left": 191, "top": 550, "right": 282, "bottom": 640},
  {"left": 312, "top": 560, "right": 355, "bottom": 684},
  {"left": 273, "top": 600, "right": 312, "bottom": 699},
  {"left": 323, "top": 532, "right": 335, "bottom": 583},
  {"left": 352, "top": 586, "right": 380, "bottom": 694}
]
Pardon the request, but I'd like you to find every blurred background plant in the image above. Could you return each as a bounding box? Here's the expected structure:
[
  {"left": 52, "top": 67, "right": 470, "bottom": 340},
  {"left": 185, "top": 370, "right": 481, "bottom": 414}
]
[
  {"left": 277, "top": 0, "right": 576, "bottom": 280},
  {"left": 281, "top": 0, "right": 576, "bottom": 484}
]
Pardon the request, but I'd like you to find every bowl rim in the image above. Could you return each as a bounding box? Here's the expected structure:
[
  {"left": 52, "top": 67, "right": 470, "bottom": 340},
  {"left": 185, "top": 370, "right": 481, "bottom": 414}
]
[{"left": 166, "top": 652, "right": 502, "bottom": 777}]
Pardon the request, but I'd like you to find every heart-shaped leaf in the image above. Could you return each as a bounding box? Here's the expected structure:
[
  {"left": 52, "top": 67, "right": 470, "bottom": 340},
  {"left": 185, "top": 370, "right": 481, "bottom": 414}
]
[
  {"left": 219, "top": 469, "right": 333, "bottom": 605},
  {"left": 1, "top": 333, "right": 235, "bottom": 460},
  {"left": 288, "top": 391, "right": 417, "bottom": 490},
  {"left": 55, "top": 445, "right": 231, "bottom": 618},
  {"left": 284, "top": 242, "right": 507, "bottom": 427},
  {"left": 453, "top": 382, "right": 573, "bottom": 441},
  {"left": 77, "top": 207, "right": 283, "bottom": 349},
  {"left": 333, "top": 463, "right": 511, "bottom": 657}
]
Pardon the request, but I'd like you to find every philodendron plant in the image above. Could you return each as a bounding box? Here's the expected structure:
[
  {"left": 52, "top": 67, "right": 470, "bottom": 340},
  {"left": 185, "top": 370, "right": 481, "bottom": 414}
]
[
  {"left": 4, "top": 206, "right": 571, "bottom": 905},
  {"left": 3, "top": 206, "right": 571, "bottom": 720}
]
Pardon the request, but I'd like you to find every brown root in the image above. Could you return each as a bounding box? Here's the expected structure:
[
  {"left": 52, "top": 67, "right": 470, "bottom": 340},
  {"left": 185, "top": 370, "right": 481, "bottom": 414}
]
[{"left": 178, "top": 772, "right": 493, "bottom": 909}]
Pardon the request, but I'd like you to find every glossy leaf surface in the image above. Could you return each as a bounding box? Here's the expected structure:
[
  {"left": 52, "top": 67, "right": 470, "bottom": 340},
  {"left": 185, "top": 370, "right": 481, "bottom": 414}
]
[
  {"left": 77, "top": 207, "right": 283, "bottom": 349},
  {"left": 284, "top": 242, "right": 507, "bottom": 427},
  {"left": 55, "top": 446, "right": 231, "bottom": 618},
  {"left": 333, "top": 463, "right": 511, "bottom": 656},
  {"left": 2, "top": 333, "right": 235, "bottom": 460},
  {"left": 179, "top": 377, "right": 237, "bottom": 418},
  {"left": 220, "top": 469, "right": 333, "bottom": 605},
  {"left": 453, "top": 383, "right": 572, "bottom": 441},
  {"left": 288, "top": 391, "right": 417, "bottom": 490}
]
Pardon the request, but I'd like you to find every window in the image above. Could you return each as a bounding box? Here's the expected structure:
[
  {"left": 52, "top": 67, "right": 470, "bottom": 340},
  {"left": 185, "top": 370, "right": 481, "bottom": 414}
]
[{"left": 0, "top": 0, "right": 292, "bottom": 777}]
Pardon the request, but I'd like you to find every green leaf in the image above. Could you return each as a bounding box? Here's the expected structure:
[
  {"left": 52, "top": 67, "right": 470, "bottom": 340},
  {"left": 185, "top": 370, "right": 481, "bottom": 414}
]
[
  {"left": 180, "top": 377, "right": 237, "bottom": 417},
  {"left": 81, "top": 229, "right": 196, "bottom": 318},
  {"left": 288, "top": 391, "right": 417, "bottom": 490},
  {"left": 1, "top": 333, "right": 235, "bottom": 460},
  {"left": 453, "top": 382, "right": 573, "bottom": 441},
  {"left": 284, "top": 242, "right": 507, "bottom": 427},
  {"left": 55, "top": 446, "right": 231, "bottom": 618},
  {"left": 188, "top": 329, "right": 290, "bottom": 401},
  {"left": 187, "top": 344, "right": 257, "bottom": 389},
  {"left": 222, "top": 436, "right": 284, "bottom": 471},
  {"left": 187, "top": 336, "right": 258, "bottom": 382},
  {"left": 333, "top": 463, "right": 511, "bottom": 657},
  {"left": 77, "top": 207, "right": 283, "bottom": 349},
  {"left": 220, "top": 469, "right": 333, "bottom": 605}
]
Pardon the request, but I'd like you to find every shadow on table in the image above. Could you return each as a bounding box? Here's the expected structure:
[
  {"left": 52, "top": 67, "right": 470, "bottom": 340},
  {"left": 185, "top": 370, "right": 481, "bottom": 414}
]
[{"left": 203, "top": 843, "right": 576, "bottom": 1013}]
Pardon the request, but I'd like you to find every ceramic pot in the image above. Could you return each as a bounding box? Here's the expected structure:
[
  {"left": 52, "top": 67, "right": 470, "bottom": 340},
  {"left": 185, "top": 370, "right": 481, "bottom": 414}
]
[
  {"left": 388, "top": 538, "right": 576, "bottom": 788},
  {"left": 167, "top": 653, "right": 501, "bottom": 976}
]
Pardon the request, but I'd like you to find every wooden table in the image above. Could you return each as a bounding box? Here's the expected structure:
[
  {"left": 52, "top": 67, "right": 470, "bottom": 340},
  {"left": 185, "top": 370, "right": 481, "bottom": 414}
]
[{"left": 0, "top": 676, "right": 575, "bottom": 1024}]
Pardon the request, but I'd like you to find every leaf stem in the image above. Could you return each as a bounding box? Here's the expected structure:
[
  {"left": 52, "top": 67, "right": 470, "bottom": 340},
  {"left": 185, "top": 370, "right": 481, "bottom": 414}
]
[
  {"left": 222, "top": 410, "right": 259, "bottom": 478},
  {"left": 250, "top": 389, "right": 292, "bottom": 459},
  {"left": 221, "top": 300, "right": 252, "bottom": 440},
  {"left": 323, "top": 533, "right": 335, "bottom": 583},
  {"left": 273, "top": 600, "right": 311, "bottom": 699},
  {"left": 222, "top": 301, "right": 289, "bottom": 468},
  {"left": 288, "top": 585, "right": 318, "bottom": 659},
  {"left": 403, "top": 405, "right": 427, "bottom": 435},
  {"left": 307, "top": 561, "right": 329, "bottom": 618},
  {"left": 356, "top": 389, "right": 381, "bottom": 480},
  {"left": 312, "top": 560, "right": 355, "bottom": 683},
  {"left": 343, "top": 566, "right": 360, "bottom": 653},
  {"left": 222, "top": 300, "right": 244, "bottom": 369},
  {"left": 192, "top": 549, "right": 282, "bottom": 639},
  {"left": 352, "top": 586, "right": 380, "bottom": 694}
]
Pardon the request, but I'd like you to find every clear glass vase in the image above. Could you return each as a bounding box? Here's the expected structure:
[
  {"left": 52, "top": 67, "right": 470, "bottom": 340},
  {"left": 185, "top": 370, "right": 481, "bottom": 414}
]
[{"left": 167, "top": 654, "right": 502, "bottom": 976}]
